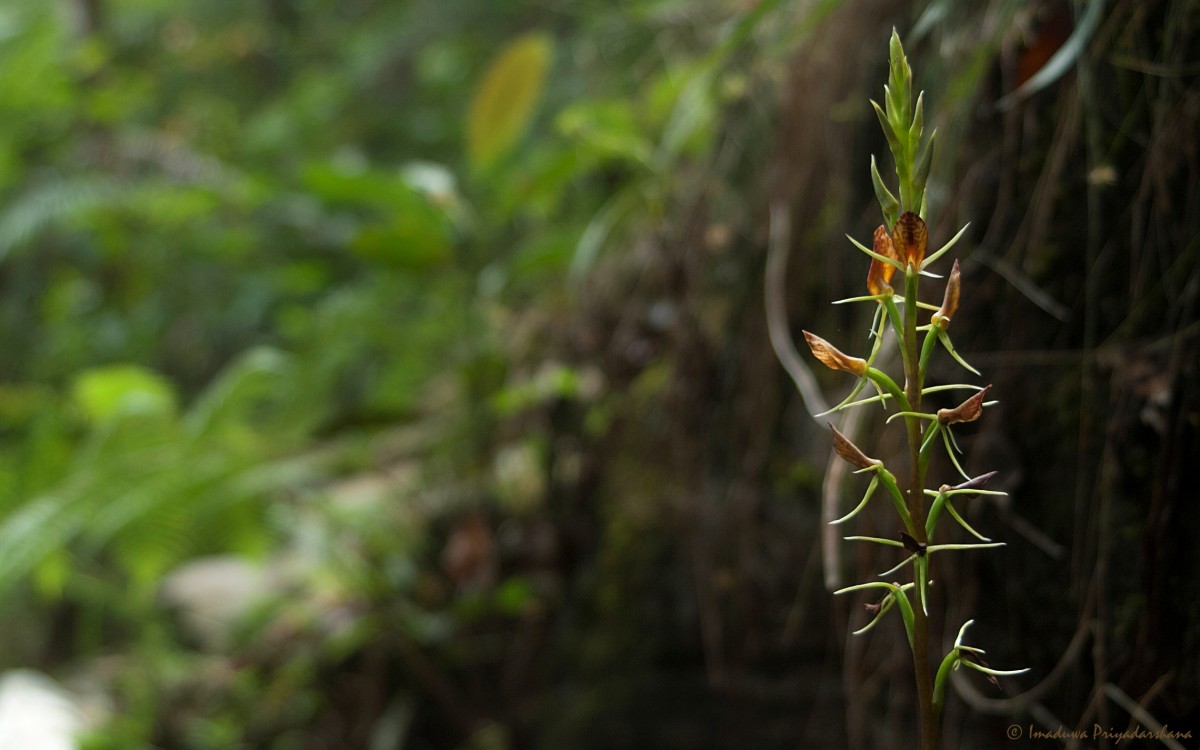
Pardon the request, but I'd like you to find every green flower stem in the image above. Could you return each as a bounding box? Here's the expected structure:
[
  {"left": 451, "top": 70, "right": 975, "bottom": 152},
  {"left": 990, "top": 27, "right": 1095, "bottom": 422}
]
[
  {"left": 932, "top": 648, "right": 961, "bottom": 718},
  {"left": 918, "top": 326, "right": 940, "bottom": 391},
  {"left": 877, "top": 468, "right": 916, "bottom": 534},
  {"left": 882, "top": 295, "right": 907, "bottom": 350},
  {"left": 866, "top": 367, "right": 910, "bottom": 413},
  {"left": 925, "top": 491, "right": 947, "bottom": 539}
]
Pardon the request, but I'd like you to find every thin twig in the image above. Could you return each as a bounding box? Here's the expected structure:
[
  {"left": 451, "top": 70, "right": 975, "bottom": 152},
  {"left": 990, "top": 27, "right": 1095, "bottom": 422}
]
[
  {"left": 765, "top": 200, "right": 829, "bottom": 416},
  {"left": 1102, "top": 683, "right": 1187, "bottom": 750}
]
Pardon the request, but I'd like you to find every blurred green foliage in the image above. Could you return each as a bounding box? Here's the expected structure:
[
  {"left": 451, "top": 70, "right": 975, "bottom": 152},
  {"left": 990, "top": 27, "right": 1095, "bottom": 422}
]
[{"left": 0, "top": 0, "right": 799, "bottom": 746}]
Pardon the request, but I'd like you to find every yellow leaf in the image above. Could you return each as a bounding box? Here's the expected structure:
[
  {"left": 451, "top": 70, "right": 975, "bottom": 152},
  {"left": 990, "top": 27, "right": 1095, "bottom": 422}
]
[{"left": 467, "top": 33, "right": 552, "bottom": 170}]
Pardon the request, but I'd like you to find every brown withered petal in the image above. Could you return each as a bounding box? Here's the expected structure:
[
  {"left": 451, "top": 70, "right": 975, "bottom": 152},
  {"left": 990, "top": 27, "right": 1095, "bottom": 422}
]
[
  {"left": 803, "top": 331, "right": 867, "bottom": 377},
  {"left": 867, "top": 225, "right": 898, "bottom": 296},
  {"left": 933, "top": 259, "right": 961, "bottom": 326},
  {"left": 891, "top": 211, "right": 928, "bottom": 269},
  {"left": 828, "top": 423, "right": 881, "bottom": 470},
  {"left": 937, "top": 385, "right": 992, "bottom": 426}
]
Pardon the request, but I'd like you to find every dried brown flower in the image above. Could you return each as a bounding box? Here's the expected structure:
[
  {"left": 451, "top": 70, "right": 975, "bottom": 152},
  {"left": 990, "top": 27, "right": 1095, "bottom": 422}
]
[
  {"left": 867, "top": 225, "right": 898, "bottom": 296},
  {"left": 936, "top": 385, "right": 992, "bottom": 426},
  {"left": 828, "top": 422, "right": 881, "bottom": 469},
  {"left": 803, "top": 331, "right": 868, "bottom": 377}
]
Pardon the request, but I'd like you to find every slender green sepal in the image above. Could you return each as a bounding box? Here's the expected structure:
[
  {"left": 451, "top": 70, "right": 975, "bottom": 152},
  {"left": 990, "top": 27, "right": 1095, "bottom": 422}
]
[
  {"left": 926, "top": 542, "right": 1005, "bottom": 552},
  {"left": 960, "top": 660, "right": 1031, "bottom": 678},
  {"left": 814, "top": 378, "right": 870, "bottom": 417},
  {"left": 831, "top": 475, "right": 880, "bottom": 525},
  {"left": 884, "top": 410, "right": 936, "bottom": 425},
  {"left": 879, "top": 553, "right": 917, "bottom": 578},
  {"left": 944, "top": 488, "right": 1008, "bottom": 499},
  {"left": 866, "top": 307, "right": 888, "bottom": 363},
  {"left": 915, "top": 555, "right": 929, "bottom": 615},
  {"left": 876, "top": 469, "right": 915, "bottom": 532},
  {"left": 922, "top": 383, "right": 986, "bottom": 396},
  {"left": 848, "top": 232, "right": 906, "bottom": 272},
  {"left": 944, "top": 499, "right": 991, "bottom": 541},
  {"left": 832, "top": 293, "right": 891, "bottom": 305},
  {"left": 833, "top": 580, "right": 906, "bottom": 596},
  {"left": 922, "top": 221, "right": 971, "bottom": 270},
  {"left": 834, "top": 389, "right": 900, "bottom": 410},
  {"left": 845, "top": 535, "right": 905, "bottom": 548},
  {"left": 937, "top": 329, "right": 981, "bottom": 375},
  {"left": 942, "top": 429, "right": 971, "bottom": 480}
]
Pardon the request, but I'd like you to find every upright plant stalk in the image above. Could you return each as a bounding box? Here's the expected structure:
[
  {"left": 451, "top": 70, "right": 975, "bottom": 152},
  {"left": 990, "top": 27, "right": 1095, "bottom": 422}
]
[{"left": 796, "top": 31, "right": 1027, "bottom": 749}]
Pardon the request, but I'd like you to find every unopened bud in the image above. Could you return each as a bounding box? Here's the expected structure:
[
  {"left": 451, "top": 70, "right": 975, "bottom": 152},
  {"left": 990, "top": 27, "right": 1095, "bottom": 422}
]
[{"left": 932, "top": 259, "right": 960, "bottom": 328}]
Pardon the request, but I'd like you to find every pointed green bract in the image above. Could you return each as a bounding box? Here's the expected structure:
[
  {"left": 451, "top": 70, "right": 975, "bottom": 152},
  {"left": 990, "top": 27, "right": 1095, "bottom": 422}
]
[
  {"left": 871, "top": 155, "right": 900, "bottom": 228},
  {"left": 872, "top": 100, "right": 903, "bottom": 164}
]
